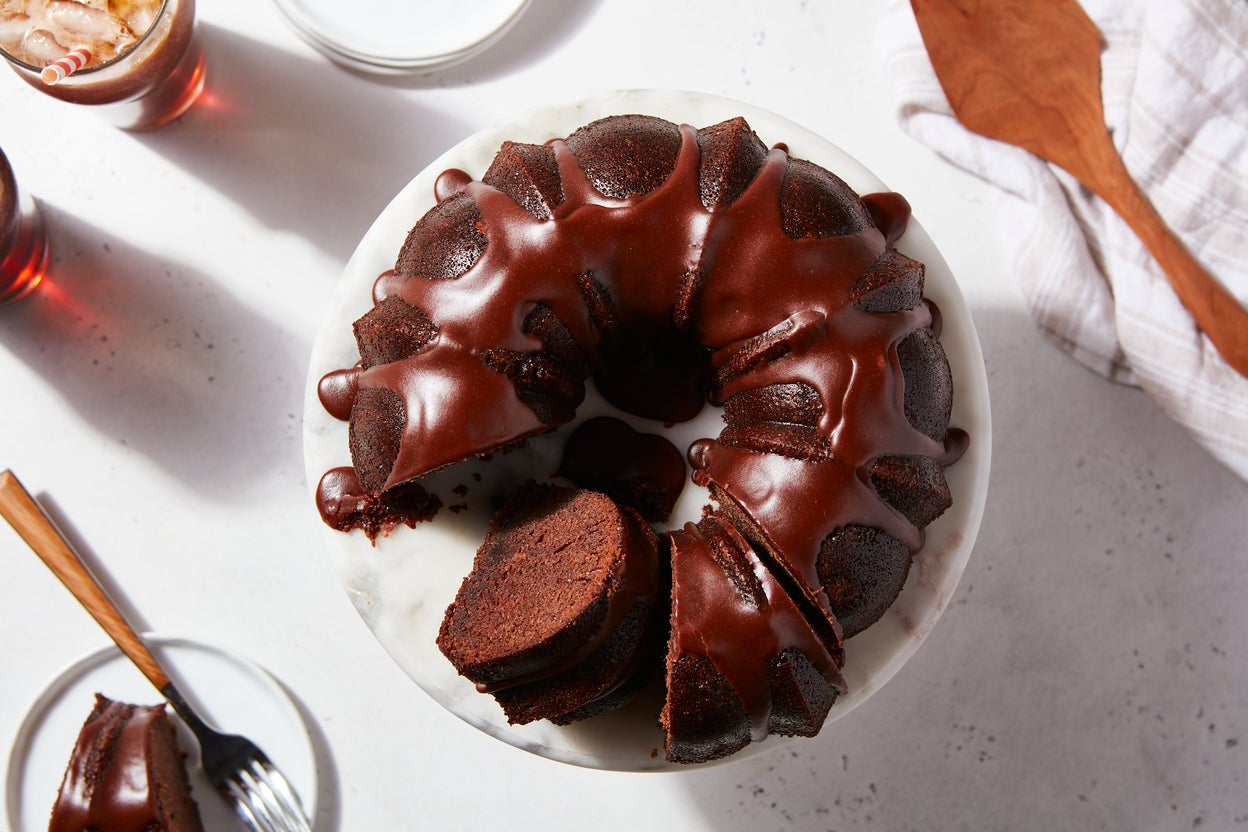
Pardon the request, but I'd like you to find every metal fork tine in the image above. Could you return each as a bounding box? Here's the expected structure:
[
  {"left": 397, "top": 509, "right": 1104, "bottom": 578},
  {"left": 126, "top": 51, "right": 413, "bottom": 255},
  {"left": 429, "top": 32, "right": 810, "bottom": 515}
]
[
  {"left": 244, "top": 766, "right": 296, "bottom": 832},
  {"left": 227, "top": 778, "right": 274, "bottom": 832},
  {"left": 258, "top": 758, "right": 306, "bottom": 815},
  {"left": 249, "top": 759, "right": 310, "bottom": 832},
  {"left": 218, "top": 756, "right": 309, "bottom": 832},
  {"left": 262, "top": 763, "right": 310, "bottom": 829},
  {"left": 232, "top": 769, "right": 291, "bottom": 832},
  {"left": 244, "top": 760, "right": 311, "bottom": 832}
]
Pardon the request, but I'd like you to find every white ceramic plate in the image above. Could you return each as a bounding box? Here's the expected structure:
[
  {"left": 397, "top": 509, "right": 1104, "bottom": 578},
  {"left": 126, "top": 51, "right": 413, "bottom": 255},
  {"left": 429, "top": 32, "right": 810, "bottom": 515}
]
[
  {"left": 5, "top": 635, "right": 317, "bottom": 831},
  {"left": 269, "top": 0, "right": 531, "bottom": 72},
  {"left": 303, "top": 89, "right": 992, "bottom": 772}
]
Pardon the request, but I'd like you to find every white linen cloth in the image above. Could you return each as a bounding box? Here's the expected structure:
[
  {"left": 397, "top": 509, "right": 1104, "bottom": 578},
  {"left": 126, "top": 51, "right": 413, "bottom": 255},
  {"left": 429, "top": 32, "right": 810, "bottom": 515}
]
[{"left": 878, "top": 0, "right": 1248, "bottom": 481}]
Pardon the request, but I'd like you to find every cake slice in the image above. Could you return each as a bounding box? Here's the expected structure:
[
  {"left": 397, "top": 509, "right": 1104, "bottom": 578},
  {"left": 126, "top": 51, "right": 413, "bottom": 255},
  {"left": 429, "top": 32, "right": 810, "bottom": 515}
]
[
  {"left": 49, "top": 694, "right": 204, "bottom": 832},
  {"left": 662, "top": 515, "right": 846, "bottom": 764},
  {"left": 437, "top": 483, "right": 662, "bottom": 725}
]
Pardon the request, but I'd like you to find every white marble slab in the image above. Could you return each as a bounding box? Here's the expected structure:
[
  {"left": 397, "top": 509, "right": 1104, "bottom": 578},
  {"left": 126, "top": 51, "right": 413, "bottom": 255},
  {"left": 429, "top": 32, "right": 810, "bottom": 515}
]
[{"left": 1, "top": 2, "right": 1244, "bottom": 829}]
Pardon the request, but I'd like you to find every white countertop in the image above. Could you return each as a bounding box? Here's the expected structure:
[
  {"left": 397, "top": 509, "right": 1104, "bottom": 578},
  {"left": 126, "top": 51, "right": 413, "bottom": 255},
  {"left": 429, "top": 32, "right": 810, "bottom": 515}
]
[{"left": 2, "top": 1, "right": 1245, "bottom": 830}]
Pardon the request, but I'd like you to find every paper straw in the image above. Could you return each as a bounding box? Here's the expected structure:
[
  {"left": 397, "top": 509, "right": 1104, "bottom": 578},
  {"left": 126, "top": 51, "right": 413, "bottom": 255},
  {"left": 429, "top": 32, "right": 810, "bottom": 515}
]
[{"left": 40, "top": 48, "right": 92, "bottom": 85}]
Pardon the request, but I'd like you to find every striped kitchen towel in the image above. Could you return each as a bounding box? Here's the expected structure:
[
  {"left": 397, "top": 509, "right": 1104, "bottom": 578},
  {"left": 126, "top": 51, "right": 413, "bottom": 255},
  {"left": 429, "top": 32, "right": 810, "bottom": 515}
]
[{"left": 878, "top": 0, "right": 1248, "bottom": 481}]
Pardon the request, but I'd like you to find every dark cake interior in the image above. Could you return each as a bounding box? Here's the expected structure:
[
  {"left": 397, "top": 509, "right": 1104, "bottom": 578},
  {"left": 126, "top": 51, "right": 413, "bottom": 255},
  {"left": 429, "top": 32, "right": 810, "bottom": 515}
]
[{"left": 436, "top": 483, "right": 662, "bottom": 725}]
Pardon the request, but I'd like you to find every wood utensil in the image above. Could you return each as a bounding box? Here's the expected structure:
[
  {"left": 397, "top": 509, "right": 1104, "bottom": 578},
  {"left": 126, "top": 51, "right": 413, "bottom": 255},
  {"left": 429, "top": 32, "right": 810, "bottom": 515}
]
[
  {"left": 911, "top": 0, "right": 1248, "bottom": 377},
  {"left": 0, "top": 469, "right": 172, "bottom": 688}
]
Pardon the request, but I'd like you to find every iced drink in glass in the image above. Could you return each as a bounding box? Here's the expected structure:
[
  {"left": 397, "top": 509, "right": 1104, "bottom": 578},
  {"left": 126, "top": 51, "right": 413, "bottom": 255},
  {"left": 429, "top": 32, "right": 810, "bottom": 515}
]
[
  {"left": 0, "top": 0, "right": 204, "bottom": 131},
  {"left": 0, "top": 147, "right": 49, "bottom": 305}
]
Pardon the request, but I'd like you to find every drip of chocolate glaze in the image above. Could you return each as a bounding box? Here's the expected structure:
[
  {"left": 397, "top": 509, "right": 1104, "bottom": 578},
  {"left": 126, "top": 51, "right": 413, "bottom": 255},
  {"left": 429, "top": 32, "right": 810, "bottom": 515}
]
[
  {"left": 318, "top": 367, "right": 359, "bottom": 421},
  {"left": 668, "top": 519, "right": 846, "bottom": 742},
  {"left": 862, "top": 190, "right": 911, "bottom": 246},
  {"left": 435, "top": 168, "right": 473, "bottom": 201},
  {"left": 316, "top": 466, "right": 442, "bottom": 541}
]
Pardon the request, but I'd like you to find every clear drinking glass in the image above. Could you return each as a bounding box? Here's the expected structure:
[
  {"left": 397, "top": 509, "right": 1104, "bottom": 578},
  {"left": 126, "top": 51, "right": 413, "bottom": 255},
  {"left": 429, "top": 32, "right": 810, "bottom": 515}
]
[
  {"left": 0, "top": 0, "right": 205, "bottom": 131},
  {"left": 0, "top": 148, "right": 50, "bottom": 306}
]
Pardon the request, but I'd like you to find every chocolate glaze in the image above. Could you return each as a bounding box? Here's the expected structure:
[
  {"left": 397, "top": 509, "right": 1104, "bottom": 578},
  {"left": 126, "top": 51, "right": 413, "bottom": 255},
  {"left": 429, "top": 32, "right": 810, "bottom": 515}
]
[
  {"left": 316, "top": 466, "right": 442, "bottom": 541},
  {"left": 435, "top": 168, "right": 473, "bottom": 201},
  {"left": 862, "top": 190, "right": 911, "bottom": 246},
  {"left": 667, "top": 518, "right": 846, "bottom": 743},
  {"left": 317, "top": 121, "right": 956, "bottom": 492},
  {"left": 316, "top": 114, "right": 966, "bottom": 653},
  {"left": 48, "top": 695, "right": 198, "bottom": 832},
  {"left": 318, "top": 367, "right": 359, "bottom": 421}
]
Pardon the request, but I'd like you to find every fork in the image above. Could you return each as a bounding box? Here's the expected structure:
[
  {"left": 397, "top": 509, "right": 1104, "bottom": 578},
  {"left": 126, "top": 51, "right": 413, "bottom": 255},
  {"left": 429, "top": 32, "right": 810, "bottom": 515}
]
[{"left": 0, "top": 470, "right": 313, "bottom": 832}]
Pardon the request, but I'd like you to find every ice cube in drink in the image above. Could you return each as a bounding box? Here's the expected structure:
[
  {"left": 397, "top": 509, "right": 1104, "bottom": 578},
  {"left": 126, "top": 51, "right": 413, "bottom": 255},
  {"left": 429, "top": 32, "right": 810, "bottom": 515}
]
[
  {"left": 0, "top": 0, "right": 159, "bottom": 66},
  {"left": 0, "top": 0, "right": 204, "bottom": 131}
]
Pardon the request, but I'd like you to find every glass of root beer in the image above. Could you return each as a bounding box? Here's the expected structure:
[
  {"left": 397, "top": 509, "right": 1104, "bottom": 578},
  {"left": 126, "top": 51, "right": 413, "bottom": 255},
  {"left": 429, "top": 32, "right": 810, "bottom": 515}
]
[
  {"left": 0, "top": 147, "right": 49, "bottom": 305},
  {"left": 0, "top": 0, "right": 205, "bottom": 131}
]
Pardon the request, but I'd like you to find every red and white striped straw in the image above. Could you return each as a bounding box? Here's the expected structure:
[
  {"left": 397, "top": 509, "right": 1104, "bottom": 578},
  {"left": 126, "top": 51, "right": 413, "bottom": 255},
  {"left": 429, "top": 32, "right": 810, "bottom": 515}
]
[{"left": 40, "top": 48, "right": 92, "bottom": 85}]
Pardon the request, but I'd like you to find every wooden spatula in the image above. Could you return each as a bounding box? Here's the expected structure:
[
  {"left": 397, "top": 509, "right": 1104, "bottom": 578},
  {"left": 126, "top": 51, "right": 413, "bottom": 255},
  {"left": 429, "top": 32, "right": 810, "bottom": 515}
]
[{"left": 912, "top": 0, "right": 1248, "bottom": 377}]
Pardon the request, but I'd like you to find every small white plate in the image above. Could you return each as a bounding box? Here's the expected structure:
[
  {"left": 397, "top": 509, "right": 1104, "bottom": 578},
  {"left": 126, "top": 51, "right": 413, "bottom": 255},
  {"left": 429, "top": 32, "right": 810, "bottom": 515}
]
[
  {"left": 303, "top": 89, "right": 993, "bottom": 772},
  {"left": 269, "top": 0, "right": 531, "bottom": 73},
  {"left": 5, "top": 635, "right": 317, "bottom": 832}
]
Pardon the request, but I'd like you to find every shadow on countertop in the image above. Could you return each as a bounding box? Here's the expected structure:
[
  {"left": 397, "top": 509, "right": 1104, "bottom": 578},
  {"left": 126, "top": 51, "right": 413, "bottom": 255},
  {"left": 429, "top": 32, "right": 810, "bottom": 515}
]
[
  {"left": 130, "top": 0, "right": 606, "bottom": 260},
  {"left": 133, "top": 23, "right": 473, "bottom": 263},
  {"left": 0, "top": 208, "right": 304, "bottom": 504},
  {"left": 277, "top": 683, "right": 340, "bottom": 832},
  {"left": 671, "top": 301, "right": 1248, "bottom": 830}
]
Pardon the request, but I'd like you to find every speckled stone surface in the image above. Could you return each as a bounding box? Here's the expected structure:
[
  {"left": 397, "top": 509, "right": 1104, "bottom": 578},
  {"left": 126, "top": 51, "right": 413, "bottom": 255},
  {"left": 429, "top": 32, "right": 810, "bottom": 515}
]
[{"left": 1, "top": 1, "right": 1244, "bottom": 829}]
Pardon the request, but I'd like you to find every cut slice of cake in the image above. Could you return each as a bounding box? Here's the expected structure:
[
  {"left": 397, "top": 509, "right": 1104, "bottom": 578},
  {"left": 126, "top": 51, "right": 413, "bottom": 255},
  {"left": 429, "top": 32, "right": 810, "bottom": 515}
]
[
  {"left": 436, "top": 483, "right": 663, "bottom": 725},
  {"left": 48, "top": 693, "right": 205, "bottom": 832},
  {"left": 662, "top": 515, "right": 846, "bottom": 764}
]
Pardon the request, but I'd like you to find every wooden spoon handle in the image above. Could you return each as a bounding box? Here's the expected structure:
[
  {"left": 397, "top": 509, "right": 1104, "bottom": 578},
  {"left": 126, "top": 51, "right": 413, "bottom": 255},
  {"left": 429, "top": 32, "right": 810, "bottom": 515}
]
[
  {"left": 0, "top": 470, "right": 171, "bottom": 690},
  {"left": 1089, "top": 153, "right": 1248, "bottom": 376}
]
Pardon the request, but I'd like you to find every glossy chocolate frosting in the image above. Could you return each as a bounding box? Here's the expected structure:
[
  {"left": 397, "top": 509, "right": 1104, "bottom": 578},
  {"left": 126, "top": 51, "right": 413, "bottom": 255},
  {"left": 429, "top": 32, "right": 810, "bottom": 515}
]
[
  {"left": 666, "top": 516, "right": 846, "bottom": 748},
  {"left": 316, "top": 120, "right": 961, "bottom": 547},
  {"left": 48, "top": 695, "right": 201, "bottom": 832},
  {"left": 316, "top": 114, "right": 969, "bottom": 760}
]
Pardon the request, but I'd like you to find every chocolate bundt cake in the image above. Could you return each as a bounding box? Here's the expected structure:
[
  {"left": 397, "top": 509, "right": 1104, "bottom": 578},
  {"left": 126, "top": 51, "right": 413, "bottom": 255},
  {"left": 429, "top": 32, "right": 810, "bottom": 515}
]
[
  {"left": 49, "top": 694, "right": 204, "bottom": 832},
  {"left": 317, "top": 113, "right": 968, "bottom": 762},
  {"left": 436, "top": 483, "right": 662, "bottom": 725}
]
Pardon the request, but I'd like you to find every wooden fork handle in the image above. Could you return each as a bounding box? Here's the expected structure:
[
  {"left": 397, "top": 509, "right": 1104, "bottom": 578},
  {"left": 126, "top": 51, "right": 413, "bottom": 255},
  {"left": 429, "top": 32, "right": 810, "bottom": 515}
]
[
  {"left": 0, "top": 470, "right": 171, "bottom": 690},
  {"left": 1086, "top": 152, "right": 1248, "bottom": 377}
]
